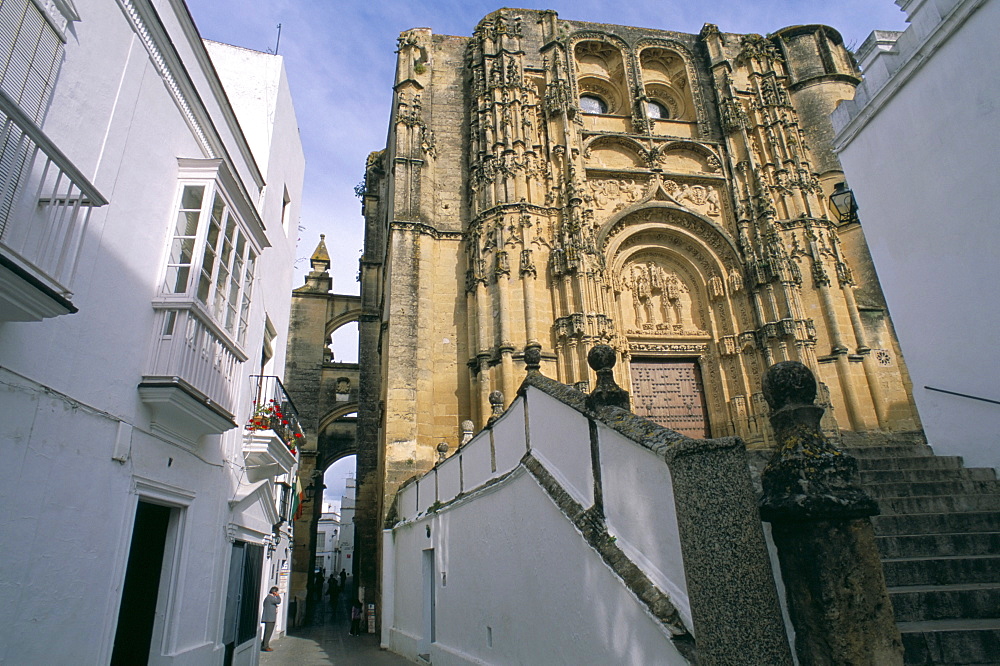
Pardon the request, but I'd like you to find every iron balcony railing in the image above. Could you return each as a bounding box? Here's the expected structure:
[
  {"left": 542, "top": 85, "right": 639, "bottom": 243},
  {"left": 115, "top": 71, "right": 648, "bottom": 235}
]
[
  {"left": 247, "top": 375, "right": 305, "bottom": 450},
  {"left": 0, "top": 87, "right": 107, "bottom": 294}
]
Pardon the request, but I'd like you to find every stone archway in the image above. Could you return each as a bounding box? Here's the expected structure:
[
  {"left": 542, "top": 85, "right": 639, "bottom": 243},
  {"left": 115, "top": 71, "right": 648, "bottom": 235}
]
[
  {"left": 602, "top": 205, "right": 757, "bottom": 441},
  {"left": 283, "top": 251, "right": 365, "bottom": 622}
]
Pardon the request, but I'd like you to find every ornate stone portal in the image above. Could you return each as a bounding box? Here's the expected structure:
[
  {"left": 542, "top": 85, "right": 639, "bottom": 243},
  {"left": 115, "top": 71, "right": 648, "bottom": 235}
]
[{"left": 355, "top": 10, "right": 921, "bottom": 603}]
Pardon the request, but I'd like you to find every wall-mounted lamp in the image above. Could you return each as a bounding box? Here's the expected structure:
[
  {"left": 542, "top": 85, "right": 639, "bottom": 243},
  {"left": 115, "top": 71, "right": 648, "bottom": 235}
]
[{"left": 829, "top": 182, "right": 859, "bottom": 224}]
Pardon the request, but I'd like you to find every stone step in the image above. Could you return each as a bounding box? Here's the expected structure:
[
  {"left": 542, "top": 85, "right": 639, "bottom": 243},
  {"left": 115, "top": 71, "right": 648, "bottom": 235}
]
[
  {"left": 898, "top": 619, "right": 1000, "bottom": 666},
  {"left": 856, "top": 455, "right": 966, "bottom": 471},
  {"left": 840, "top": 431, "right": 929, "bottom": 449},
  {"left": 890, "top": 583, "right": 1000, "bottom": 622},
  {"left": 880, "top": 494, "right": 1000, "bottom": 515},
  {"left": 866, "top": 479, "right": 1000, "bottom": 499},
  {"left": 883, "top": 555, "right": 1000, "bottom": 586},
  {"left": 877, "top": 532, "right": 1000, "bottom": 559},
  {"left": 873, "top": 511, "right": 1000, "bottom": 536},
  {"left": 861, "top": 467, "right": 997, "bottom": 484},
  {"left": 844, "top": 445, "right": 934, "bottom": 459}
]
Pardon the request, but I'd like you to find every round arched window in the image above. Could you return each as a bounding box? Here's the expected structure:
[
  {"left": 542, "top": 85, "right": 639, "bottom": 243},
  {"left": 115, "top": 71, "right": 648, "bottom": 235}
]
[
  {"left": 580, "top": 95, "right": 608, "bottom": 115},
  {"left": 646, "top": 100, "right": 670, "bottom": 120}
]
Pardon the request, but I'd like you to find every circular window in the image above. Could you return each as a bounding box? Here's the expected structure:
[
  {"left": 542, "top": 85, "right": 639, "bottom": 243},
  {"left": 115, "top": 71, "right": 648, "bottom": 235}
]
[
  {"left": 580, "top": 95, "right": 608, "bottom": 115},
  {"left": 646, "top": 100, "right": 670, "bottom": 120}
]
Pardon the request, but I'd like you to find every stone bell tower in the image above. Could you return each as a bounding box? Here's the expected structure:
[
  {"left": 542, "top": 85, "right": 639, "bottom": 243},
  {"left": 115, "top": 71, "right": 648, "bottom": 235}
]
[{"left": 355, "top": 10, "right": 922, "bottom": 595}]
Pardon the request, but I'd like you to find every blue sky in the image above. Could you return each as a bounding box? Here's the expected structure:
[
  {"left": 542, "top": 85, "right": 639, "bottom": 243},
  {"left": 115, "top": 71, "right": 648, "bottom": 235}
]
[{"left": 185, "top": 1, "right": 910, "bottom": 503}]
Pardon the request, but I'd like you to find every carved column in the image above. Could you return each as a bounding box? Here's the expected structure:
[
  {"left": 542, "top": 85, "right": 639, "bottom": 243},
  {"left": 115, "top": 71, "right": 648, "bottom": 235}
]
[{"left": 760, "top": 361, "right": 903, "bottom": 665}]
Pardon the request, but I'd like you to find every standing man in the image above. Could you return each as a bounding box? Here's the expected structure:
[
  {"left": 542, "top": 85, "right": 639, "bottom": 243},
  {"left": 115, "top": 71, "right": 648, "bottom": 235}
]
[{"left": 261, "top": 586, "right": 281, "bottom": 652}]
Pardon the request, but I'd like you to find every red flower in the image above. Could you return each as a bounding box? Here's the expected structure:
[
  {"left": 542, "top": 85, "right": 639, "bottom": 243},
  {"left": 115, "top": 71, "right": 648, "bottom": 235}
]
[
  {"left": 294, "top": 433, "right": 303, "bottom": 438},
  {"left": 281, "top": 420, "right": 289, "bottom": 425}
]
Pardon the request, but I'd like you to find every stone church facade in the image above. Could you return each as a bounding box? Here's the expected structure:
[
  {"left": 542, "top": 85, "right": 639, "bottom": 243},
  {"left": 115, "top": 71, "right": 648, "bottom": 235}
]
[{"left": 356, "top": 9, "right": 921, "bottom": 599}]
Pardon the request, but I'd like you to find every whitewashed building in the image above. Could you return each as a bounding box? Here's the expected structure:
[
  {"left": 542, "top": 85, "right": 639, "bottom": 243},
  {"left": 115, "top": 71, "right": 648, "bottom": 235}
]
[
  {"left": 830, "top": 0, "right": 1000, "bottom": 470},
  {"left": 0, "top": 0, "right": 304, "bottom": 664},
  {"left": 316, "top": 508, "right": 341, "bottom": 575},
  {"left": 339, "top": 476, "right": 357, "bottom": 578}
]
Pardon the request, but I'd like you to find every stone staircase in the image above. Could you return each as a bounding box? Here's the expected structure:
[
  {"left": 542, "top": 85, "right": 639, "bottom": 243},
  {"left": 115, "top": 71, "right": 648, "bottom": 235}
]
[{"left": 844, "top": 436, "right": 1000, "bottom": 665}]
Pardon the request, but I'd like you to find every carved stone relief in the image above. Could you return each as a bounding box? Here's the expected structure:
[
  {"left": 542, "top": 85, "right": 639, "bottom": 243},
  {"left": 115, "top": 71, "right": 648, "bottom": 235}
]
[{"left": 617, "top": 255, "right": 706, "bottom": 336}]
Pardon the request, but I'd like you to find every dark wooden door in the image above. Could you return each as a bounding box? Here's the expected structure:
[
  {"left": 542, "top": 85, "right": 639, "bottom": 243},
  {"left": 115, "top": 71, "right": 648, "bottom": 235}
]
[{"left": 630, "top": 359, "right": 710, "bottom": 438}]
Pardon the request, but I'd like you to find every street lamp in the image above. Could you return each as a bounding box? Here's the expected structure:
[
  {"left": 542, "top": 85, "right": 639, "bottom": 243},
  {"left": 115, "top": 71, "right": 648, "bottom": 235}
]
[{"left": 829, "top": 182, "right": 859, "bottom": 224}]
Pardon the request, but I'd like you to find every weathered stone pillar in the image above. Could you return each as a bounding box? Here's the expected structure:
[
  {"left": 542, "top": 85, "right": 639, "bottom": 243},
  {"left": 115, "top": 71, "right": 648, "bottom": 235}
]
[{"left": 759, "top": 361, "right": 903, "bottom": 665}]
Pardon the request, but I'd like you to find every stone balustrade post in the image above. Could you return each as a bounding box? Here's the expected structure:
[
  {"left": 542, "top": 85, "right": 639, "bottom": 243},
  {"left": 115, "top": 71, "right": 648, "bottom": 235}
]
[{"left": 759, "top": 361, "right": 903, "bottom": 665}]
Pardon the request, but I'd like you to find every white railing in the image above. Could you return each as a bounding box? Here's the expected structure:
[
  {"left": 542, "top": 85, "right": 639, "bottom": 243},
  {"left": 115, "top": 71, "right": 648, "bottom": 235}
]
[
  {"left": 0, "top": 88, "right": 107, "bottom": 294},
  {"left": 146, "top": 303, "right": 247, "bottom": 415}
]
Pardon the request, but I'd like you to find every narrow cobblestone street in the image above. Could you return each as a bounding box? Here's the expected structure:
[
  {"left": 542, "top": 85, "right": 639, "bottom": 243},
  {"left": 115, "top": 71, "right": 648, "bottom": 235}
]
[{"left": 261, "top": 586, "right": 414, "bottom": 665}]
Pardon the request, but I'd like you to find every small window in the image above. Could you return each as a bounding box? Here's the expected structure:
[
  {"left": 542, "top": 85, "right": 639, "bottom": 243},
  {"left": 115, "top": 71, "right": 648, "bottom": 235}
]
[
  {"left": 281, "top": 186, "right": 291, "bottom": 234},
  {"left": 646, "top": 100, "right": 670, "bottom": 120},
  {"left": 579, "top": 95, "right": 607, "bottom": 115}
]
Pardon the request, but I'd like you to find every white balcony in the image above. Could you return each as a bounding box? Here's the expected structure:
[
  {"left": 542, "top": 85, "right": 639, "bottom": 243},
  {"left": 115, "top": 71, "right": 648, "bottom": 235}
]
[
  {"left": 243, "top": 375, "right": 303, "bottom": 481},
  {"left": 243, "top": 431, "right": 298, "bottom": 482},
  {"left": 139, "top": 302, "right": 246, "bottom": 445},
  {"left": 0, "top": 89, "right": 107, "bottom": 321}
]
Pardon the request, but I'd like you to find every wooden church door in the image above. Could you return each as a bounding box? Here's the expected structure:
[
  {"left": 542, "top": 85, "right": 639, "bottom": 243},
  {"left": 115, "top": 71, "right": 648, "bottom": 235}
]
[{"left": 630, "top": 358, "right": 710, "bottom": 438}]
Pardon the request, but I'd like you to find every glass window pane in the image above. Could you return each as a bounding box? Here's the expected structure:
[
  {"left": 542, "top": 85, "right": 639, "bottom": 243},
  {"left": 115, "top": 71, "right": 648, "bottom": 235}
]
[
  {"left": 169, "top": 238, "right": 195, "bottom": 265},
  {"left": 162, "top": 310, "right": 176, "bottom": 336},
  {"left": 164, "top": 266, "right": 190, "bottom": 294},
  {"left": 206, "top": 218, "right": 221, "bottom": 250},
  {"left": 197, "top": 274, "right": 211, "bottom": 303},
  {"left": 580, "top": 95, "right": 607, "bottom": 114},
  {"left": 174, "top": 267, "right": 190, "bottom": 293},
  {"left": 220, "top": 237, "right": 233, "bottom": 268},
  {"left": 646, "top": 100, "right": 669, "bottom": 120},
  {"left": 175, "top": 210, "right": 200, "bottom": 237},
  {"left": 211, "top": 194, "right": 225, "bottom": 227},
  {"left": 181, "top": 185, "right": 205, "bottom": 211}
]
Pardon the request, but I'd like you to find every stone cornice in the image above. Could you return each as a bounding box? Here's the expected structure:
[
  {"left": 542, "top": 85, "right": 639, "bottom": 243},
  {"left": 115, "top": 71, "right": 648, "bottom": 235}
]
[{"left": 389, "top": 220, "right": 463, "bottom": 240}]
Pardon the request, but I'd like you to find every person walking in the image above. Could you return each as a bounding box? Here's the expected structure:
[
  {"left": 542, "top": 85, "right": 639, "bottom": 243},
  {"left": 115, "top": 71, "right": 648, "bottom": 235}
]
[
  {"left": 328, "top": 577, "right": 340, "bottom": 611},
  {"left": 349, "top": 599, "right": 363, "bottom": 636},
  {"left": 339, "top": 568, "right": 347, "bottom": 588},
  {"left": 261, "top": 586, "right": 281, "bottom": 652}
]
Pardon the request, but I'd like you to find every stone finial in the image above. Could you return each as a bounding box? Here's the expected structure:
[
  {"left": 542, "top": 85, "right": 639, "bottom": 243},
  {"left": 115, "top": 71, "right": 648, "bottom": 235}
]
[
  {"left": 460, "top": 420, "right": 475, "bottom": 446},
  {"left": 585, "top": 344, "right": 630, "bottom": 411},
  {"left": 436, "top": 441, "right": 448, "bottom": 462},
  {"left": 759, "top": 361, "right": 877, "bottom": 522},
  {"left": 762, "top": 360, "right": 817, "bottom": 412},
  {"left": 486, "top": 390, "right": 505, "bottom": 427},
  {"left": 310, "top": 235, "right": 331, "bottom": 273},
  {"left": 523, "top": 343, "right": 542, "bottom": 375}
]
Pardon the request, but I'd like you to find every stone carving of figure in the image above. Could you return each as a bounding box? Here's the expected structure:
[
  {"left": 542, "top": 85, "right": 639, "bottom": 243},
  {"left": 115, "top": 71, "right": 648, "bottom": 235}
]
[
  {"left": 633, "top": 264, "right": 652, "bottom": 325},
  {"left": 706, "top": 186, "right": 720, "bottom": 215}
]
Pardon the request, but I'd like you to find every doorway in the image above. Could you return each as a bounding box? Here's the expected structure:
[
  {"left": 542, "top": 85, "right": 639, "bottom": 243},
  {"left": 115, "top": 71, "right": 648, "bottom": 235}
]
[
  {"left": 419, "top": 548, "right": 435, "bottom": 658},
  {"left": 222, "top": 541, "right": 264, "bottom": 665},
  {"left": 111, "top": 501, "right": 172, "bottom": 665},
  {"left": 630, "top": 358, "right": 711, "bottom": 438}
]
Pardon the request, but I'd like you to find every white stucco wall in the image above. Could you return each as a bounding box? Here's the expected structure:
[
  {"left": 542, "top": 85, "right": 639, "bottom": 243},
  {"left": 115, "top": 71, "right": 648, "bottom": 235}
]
[
  {"left": 388, "top": 472, "right": 687, "bottom": 665},
  {"left": 598, "top": 422, "right": 690, "bottom": 630},
  {"left": 831, "top": 0, "right": 1000, "bottom": 470},
  {"left": 0, "top": 0, "right": 304, "bottom": 663},
  {"left": 386, "top": 387, "right": 692, "bottom": 664}
]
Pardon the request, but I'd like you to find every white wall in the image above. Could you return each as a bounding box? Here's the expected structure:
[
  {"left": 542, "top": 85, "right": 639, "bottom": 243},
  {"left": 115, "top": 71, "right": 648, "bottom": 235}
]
[
  {"left": 388, "top": 472, "right": 688, "bottom": 665},
  {"left": 0, "top": 0, "right": 304, "bottom": 663},
  {"left": 386, "top": 387, "right": 691, "bottom": 664},
  {"left": 832, "top": 0, "right": 1000, "bottom": 470}
]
